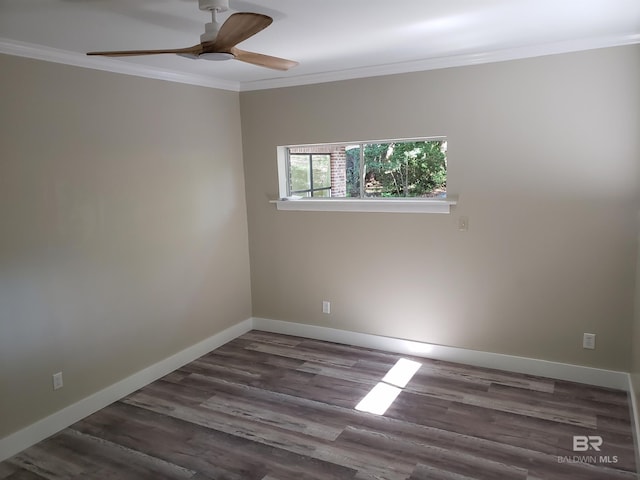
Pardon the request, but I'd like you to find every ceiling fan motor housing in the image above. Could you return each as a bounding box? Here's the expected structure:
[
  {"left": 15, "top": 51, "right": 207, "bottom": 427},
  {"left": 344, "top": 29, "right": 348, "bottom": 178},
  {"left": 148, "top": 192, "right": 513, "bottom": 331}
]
[
  {"left": 201, "top": 20, "right": 221, "bottom": 43},
  {"left": 198, "top": 0, "right": 229, "bottom": 12}
]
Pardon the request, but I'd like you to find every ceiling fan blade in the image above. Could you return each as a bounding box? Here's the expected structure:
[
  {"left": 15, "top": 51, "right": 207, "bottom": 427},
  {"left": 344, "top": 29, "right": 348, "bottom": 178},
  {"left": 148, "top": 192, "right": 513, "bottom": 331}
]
[
  {"left": 232, "top": 48, "right": 298, "bottom": 71},
  {"left": 209, "top": 12, "right": 272, "bottom": 51},
  {"left": 87, "top": 45, "right": 201, "bottom": 57}
]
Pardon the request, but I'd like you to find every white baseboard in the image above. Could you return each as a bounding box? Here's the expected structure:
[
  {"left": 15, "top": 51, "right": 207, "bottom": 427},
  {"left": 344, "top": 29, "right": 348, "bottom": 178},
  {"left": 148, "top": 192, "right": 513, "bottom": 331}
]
[
  {"left": 0, "top": 318, "right": 253, "bottom": 463},
  {"left": 627, "top": 374, "right": 640, "bottom": 475},
  {"left": 252, "top": 317, "right": 630, "bottom": 390},
  {"left": 1, "top": 316, "right": 634, "bottom": 464}
]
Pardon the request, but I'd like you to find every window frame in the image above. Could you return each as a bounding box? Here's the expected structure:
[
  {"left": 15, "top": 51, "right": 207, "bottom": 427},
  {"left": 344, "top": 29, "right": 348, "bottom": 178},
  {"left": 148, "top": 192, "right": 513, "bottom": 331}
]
[{"left": 274, "top": 136, "right": 457, "bottom": 214}]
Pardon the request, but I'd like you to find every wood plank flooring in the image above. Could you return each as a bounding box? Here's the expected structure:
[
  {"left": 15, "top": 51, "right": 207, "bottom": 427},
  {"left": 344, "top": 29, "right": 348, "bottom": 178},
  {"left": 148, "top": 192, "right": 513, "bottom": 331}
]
[{"left": 1, "top": 331, "right": 637, "bottom": 479}]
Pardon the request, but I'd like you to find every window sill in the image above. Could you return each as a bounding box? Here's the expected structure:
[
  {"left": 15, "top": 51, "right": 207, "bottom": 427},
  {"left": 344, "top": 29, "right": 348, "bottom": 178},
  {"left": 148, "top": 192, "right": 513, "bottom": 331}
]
[{"left": 270, "top": 196, "right": 457, "bottom": 214}]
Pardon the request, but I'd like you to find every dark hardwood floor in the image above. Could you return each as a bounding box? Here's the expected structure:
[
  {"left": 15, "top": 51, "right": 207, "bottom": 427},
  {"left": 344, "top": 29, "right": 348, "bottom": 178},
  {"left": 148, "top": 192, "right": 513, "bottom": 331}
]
[{"left": 1, "top": 331, "right": 637, "bottom": 479}]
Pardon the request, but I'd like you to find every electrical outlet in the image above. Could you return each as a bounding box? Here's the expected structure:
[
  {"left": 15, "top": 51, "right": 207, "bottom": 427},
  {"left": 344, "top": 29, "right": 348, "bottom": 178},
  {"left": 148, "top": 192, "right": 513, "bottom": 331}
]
[
  {"left": 583, "top": 333, "right": 596, "bottom": 350},
  {"left": 322, "top": 300, "right": 331, "bottom": 314},
  {"left": 52, "top": 372, "right": 64, "bottom": 390}
]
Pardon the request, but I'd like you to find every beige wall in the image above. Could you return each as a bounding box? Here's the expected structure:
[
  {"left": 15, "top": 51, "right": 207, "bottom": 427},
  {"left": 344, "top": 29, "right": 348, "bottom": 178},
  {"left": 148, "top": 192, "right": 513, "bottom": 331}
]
[
  {"left": 630, "top": 45, "right": 640, "bottom": 428},
  {"left": 0, "top": 54, "right": 252, "bottom": 437},
  {"left": 241, "top": 45, "right": 640, "bottom": 371}
]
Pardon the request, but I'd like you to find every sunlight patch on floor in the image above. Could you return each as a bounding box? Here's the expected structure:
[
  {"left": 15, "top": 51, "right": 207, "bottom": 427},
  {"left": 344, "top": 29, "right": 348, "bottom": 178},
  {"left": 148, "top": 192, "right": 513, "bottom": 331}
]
[
  {"left": 355, "top": 358, "right": 422, "bottom": 415},
  {"left": 355, "top": 382, "right": 402, "bottom": 415},
  {"left": 382, "top": 358, "right": 422, "bottom": 388}
]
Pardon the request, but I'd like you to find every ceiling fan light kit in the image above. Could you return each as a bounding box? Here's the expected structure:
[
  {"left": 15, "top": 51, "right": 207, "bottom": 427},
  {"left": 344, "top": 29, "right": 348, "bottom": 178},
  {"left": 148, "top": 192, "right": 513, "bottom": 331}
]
[
  {"left": 199, "top": 52, "right": 235, "bottom": 61},
  {"left": 86, "top": 0, "right": 297, "bottom": 71}
]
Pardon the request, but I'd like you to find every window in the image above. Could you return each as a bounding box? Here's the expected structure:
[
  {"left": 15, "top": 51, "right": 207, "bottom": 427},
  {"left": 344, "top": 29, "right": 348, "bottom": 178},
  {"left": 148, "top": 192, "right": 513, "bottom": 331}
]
[
  {"left": 275, "top": 137, "right": 456, "bottom": 213},
  {"left": 286, "top": 138, "right": 446, "bottom": 198}
]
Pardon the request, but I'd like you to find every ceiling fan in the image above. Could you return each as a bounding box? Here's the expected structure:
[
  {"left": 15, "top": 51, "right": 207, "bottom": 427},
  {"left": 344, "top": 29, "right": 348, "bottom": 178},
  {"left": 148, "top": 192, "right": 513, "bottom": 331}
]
[{"left": 87, "top": 0, "right": 298, "bottom": 71}]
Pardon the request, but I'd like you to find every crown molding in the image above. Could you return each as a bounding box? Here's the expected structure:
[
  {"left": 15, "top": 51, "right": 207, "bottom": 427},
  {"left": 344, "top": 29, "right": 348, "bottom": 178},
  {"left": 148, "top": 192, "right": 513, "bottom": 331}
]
[
  {"left": 0, "top": 38, "right": 240, "bottom": 92},
  {"left": 240, "top": 32, "right": 640, "bottom": 91},
  {"left": 2, "top": 33, "right": 638, "bottom": 93}
]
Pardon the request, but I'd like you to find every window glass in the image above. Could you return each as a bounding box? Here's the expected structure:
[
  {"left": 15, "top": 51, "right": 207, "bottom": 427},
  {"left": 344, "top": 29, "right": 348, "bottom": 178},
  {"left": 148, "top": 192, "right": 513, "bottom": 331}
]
[
  {"left": 289, "top": 155, "right": 311, "bottom": 192},
  {"left": 312, "top": 154, "right": 331, "bottom": 189},
  {"left": 345, "top": 145, "right": 361, "bottom": 198}
]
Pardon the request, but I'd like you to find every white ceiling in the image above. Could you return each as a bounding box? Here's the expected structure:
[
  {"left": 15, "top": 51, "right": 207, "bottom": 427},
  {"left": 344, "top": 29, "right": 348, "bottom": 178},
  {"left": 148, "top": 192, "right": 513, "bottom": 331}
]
[{"left": 1, "top": 0, "right": 639, "bottom": 91}]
